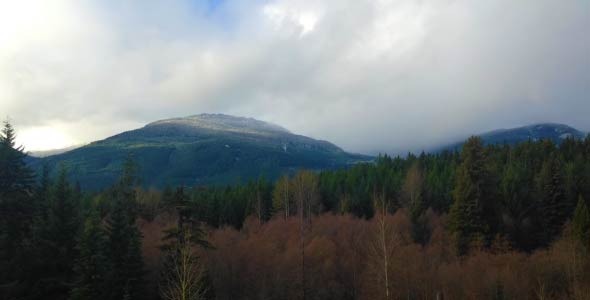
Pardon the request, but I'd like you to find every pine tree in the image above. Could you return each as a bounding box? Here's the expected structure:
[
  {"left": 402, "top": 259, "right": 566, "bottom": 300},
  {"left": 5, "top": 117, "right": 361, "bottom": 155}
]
[
  {"left": 0, "top": 121, "right": 35, "bottom": 288},
  {"left": 572, "top": 195, "right": 590, "bottom": 249},
  {"left": 536, "top": 155, "right": 568, "bottom": 244},
  {"left": 104, "top": 155, "right": 145, "bottom": 300},
  {"left": 173, "top": 186, "right": 190, "bottom": 228},
  {"left": 162, "top": 187, "right": 209, "bottom": 249},
  {"left": 19, "top": 166, "right": 81, "bottom": 298},
  {"left": 70, "top": 211, "right": 109, "bottom": 300},
  {"left": 0, "top": 121, "right": 34, "bottom": 196},
  {"left": 448, "top": 137, "right": 490, "bottom": 255},
  {"left": 34, "top": 163, "right": 51, "bottom": 219},
  {"left": 105, "top": 194, "right": 145, "bottom": 300},
  {"left": 45, "top": 166, "right": 80, "bottom": 279}
]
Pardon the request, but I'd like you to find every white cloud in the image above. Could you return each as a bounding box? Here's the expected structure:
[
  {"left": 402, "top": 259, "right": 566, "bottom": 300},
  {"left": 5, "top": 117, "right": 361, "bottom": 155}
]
[
  {"left": 262, "top": 2, "right": 321, "bottom": 37},
  {"left": 1, "top": 0, "right": 589, "bottom": 153},
  {"left": 17, "top": 125, "right": 75, "bottom": 151}
]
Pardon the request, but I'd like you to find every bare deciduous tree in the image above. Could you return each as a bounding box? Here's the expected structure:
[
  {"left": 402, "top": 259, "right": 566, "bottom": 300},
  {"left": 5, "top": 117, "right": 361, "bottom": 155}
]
[
  {"left": 160, "top": 228, "right": 207, "bottom": 300},
  {"left": 368, "top": 193, "right": 400, "bottom": 300},
  {"left": 292, "top": 170, "right": 319, "bottom": 300},
  {"left": 273, "top": 175, "right": 293, "bottom": 220},
  {"left": 401, "top": 162, "right": 424, "bottom": 214}
]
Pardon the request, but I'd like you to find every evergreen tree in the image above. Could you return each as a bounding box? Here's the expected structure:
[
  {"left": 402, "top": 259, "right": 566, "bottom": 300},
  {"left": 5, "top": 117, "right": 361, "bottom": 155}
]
[
  {"left": 104, "top": 155, "right": 145, "bottom": 300},
  {"left": 45, "top": 166, "right": 80, "bottom": 279},
  {"left": 536, "top": 154, "right": 568, "bottom": 244},
  {"left": 70, "top": 211, "right": 109, "bottom": 300},
  {"left": 498, "top": 161, "right": 537, "bottom": 250},
  {"left": 164, "top": 186, "right": 209, "bottom": 249},
  {"left": 0, "top": 121, "right": 34, "bottom": 195},
  {"left": 34, "top": 163, "right": 51, "bottom": 219},
  {"left": 20, "top": 166, "right": 81, "bottom": 299},
  {"left": 0, "top": 121, "right": 35, "bottom": 290},
  {"left": 572, "top": 195, "right": 590, "bottom": 249},
  {"left": 448, "top": 137, "right": 490, "bottom": 254}
]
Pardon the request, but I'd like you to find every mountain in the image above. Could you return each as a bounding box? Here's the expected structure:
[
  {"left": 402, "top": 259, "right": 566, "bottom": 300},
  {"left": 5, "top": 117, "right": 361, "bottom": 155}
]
[
  {"left": 29, "top": 145, "right": 83, "bottom": 158},
  {"left": 31, "top": 114, "right": 370, "bottom": 189},
  {"left": 441, "top": 123, "right": 587, "bottom": 151}
]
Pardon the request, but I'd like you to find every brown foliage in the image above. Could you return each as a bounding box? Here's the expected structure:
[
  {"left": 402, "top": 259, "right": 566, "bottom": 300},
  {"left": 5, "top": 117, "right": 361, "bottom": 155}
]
[{"left": 139, "top": 210, "right": 590, "bottom": 300}]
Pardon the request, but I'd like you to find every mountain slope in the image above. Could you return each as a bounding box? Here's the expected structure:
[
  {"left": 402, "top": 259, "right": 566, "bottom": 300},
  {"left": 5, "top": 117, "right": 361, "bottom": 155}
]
[
  {"left": 32, "top": 114, "right": 370, "bottom": 189},
  {"left": 441, "top": 123, "right": 587, "bottom": 151},
  {"left": 29, "top": 145, "right": 82, "bottom": 158}
]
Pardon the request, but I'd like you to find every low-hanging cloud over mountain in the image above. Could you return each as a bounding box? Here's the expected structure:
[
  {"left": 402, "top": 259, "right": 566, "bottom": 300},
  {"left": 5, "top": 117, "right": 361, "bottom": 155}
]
[{"left": 1, "top": 0, "right": 589, "bottom": 153}]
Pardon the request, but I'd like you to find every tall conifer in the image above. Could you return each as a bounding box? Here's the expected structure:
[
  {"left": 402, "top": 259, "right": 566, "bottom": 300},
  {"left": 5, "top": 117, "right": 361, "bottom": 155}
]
[
  {"left": 70, "top": 211, "right": 109, "bottom": 300},
  {"left": 105, "top": 155, "right": 145, "bottom": 300},
  {"left": 449, "top": 137, "right": 490, "bottom": 254}
]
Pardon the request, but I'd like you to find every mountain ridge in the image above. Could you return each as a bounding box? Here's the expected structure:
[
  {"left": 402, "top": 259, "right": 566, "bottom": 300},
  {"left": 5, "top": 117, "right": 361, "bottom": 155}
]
[
  {"left": 145, "top": 113, "right": 292, "bottom": 136},
  {"left": 439, "top": 122, "right": 587, "bottom": 152},
  {"left": 31, "top": 114, "right": 370, "bottom": 189},
  {"left": 28, "top": 119, "right": 588, "bottom": 189}
]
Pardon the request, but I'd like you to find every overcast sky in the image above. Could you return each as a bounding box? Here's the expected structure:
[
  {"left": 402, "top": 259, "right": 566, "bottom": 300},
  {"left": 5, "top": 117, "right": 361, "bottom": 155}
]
[{"left": 1, "top": 0, "right": 589, "bottom": 153}]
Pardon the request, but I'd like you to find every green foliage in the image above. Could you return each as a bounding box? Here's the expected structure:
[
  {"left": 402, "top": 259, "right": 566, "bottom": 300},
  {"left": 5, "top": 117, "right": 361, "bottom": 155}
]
[
  {"left": 70, "top": 211, "right": 109, "bottom": 300},
  {"left": 23, "top": 165, "right": 83, "bottom": 298},
  {"left": 536, "top": 154, "right": 568, "bottom": 245},
  {"left": 32, "top": 123, "right": 369, "bottom": 190},
  {"left": 449, "top": 137, "right": 493, "bottom": 254},
  {"left": 0, "top": 120, "right": 36, "bottom": 295},
  {"left": 0, "top": 119, "right": 34, "bottom": 206},
  {"left": 104, "top": 159, "right": 146, "bottom": 300},
  {"left": 46, "top": 166, "right": 81, "bottom": 271},
  {"left": 163, "top": 187, "right": 211, "bottom": 250},
  {"left": 572, "top": 195, "right": 590, "bottom": 249}
]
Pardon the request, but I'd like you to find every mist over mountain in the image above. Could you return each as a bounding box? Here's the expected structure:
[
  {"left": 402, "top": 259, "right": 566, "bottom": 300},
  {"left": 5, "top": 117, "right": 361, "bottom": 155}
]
[
  {"left": 439, "top": 123, "right": 587, "bottom": 152},
  {"left": 31, "top": 114, "right": 369, "bottom": 189}
]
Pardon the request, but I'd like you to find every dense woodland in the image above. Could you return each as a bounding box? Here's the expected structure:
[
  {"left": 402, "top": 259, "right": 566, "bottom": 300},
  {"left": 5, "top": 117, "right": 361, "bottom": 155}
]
[{"left": 1, "top": 120, "right": 590, "bottom": 300}]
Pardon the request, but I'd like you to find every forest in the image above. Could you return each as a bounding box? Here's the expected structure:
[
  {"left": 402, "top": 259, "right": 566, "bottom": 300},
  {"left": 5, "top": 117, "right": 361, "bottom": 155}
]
[{"left": 1, "top": 120, "right": 590, "bottom": 300}]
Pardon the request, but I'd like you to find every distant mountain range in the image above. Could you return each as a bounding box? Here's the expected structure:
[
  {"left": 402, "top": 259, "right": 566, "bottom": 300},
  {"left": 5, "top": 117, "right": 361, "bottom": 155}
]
[
  {"left": 440, "top": 123, "right": 587, "bottom": 151},
  {"left": 27, "top": 117, "right": 587, "bottom": 190},
  {"left": 29, "top": 114, "right": 370, "bottom": 189}
]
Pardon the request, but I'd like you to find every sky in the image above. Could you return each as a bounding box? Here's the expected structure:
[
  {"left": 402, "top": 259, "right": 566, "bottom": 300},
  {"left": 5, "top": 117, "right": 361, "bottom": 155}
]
[{"left": 1, "top": 0, "right": 589, "bottom": 154}]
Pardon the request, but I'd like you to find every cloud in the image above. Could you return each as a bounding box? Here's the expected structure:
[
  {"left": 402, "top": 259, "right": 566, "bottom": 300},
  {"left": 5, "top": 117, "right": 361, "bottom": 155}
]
[{"left": 1, "top": 0, "right": 589, "bottom": 152}]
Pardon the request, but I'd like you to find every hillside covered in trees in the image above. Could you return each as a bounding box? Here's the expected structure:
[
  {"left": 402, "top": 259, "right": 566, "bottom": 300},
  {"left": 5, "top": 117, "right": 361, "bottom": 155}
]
[
  {"left": 29, "top": 114, "right": 369, "bottom": 190},
  {"left": 1, "top": 121, "right": 590, "bottom": 300}
]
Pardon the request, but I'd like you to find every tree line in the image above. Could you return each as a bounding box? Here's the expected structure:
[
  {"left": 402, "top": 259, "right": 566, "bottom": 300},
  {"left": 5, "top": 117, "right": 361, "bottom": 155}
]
[
  {"left": 1, "top": 120, "right": 590, "bottom": 299},
  {"left": 187, "top": 135, "right": 590, "bottom": 253}
]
